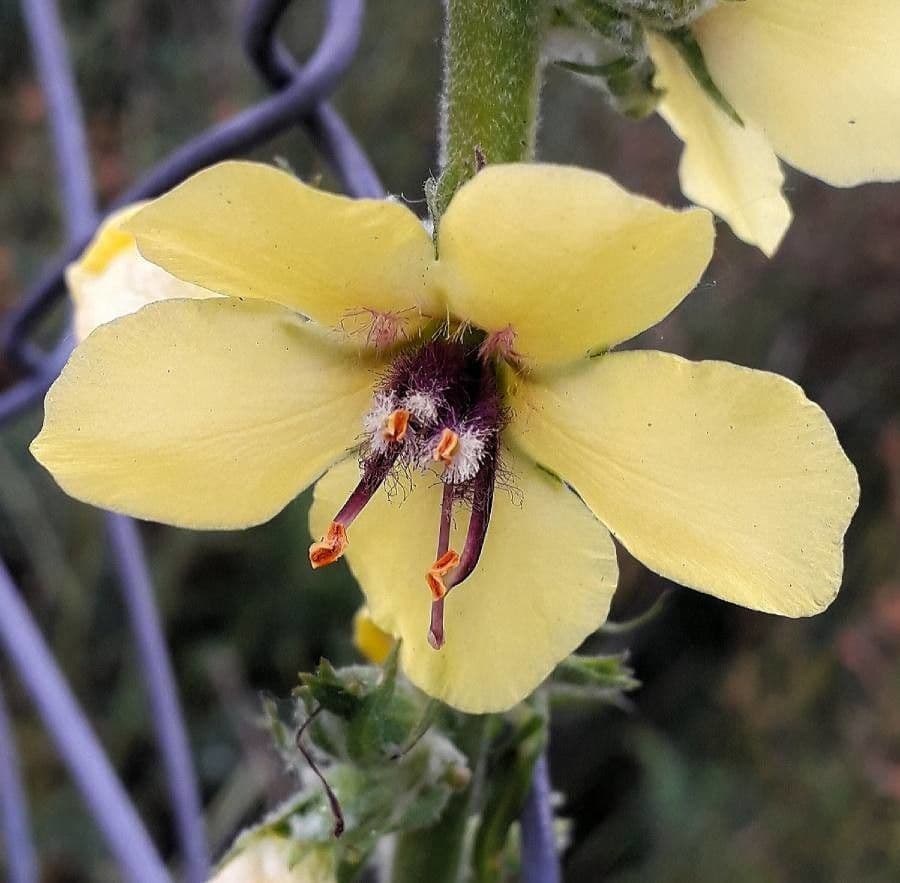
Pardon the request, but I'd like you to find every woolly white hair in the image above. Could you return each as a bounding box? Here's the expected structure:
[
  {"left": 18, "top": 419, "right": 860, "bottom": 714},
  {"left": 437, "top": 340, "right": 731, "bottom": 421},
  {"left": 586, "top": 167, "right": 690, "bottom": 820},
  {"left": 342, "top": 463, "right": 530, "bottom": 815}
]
[
  {"left": 362, "top": 391, "right": 399, "bottom": 455},
  {"left": 402, "top": 390, "right": 440, "bottom": 425},
  {"left": 420, "top": 427, "right": 490, "bottom": 485}
]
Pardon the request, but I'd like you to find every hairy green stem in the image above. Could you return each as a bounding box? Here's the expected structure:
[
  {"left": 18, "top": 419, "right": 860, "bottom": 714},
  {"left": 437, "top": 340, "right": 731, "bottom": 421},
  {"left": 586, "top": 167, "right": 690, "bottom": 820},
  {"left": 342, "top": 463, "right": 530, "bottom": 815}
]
[{"left": 433, "top": 0, "right": 548, "bottom": 221}]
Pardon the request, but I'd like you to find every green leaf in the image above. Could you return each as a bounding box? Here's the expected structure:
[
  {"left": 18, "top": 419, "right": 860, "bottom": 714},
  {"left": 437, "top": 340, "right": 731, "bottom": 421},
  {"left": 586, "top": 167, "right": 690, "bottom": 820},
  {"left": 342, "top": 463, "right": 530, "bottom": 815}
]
[{"left": 391, "top": 715, "right": 491, "bottom": 883}]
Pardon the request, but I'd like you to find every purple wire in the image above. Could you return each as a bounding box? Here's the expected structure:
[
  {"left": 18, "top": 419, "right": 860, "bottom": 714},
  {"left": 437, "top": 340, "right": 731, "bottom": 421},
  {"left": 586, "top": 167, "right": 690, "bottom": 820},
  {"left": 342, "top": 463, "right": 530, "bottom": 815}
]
[
  {"left": 520, "top": 753, "right": 561, "bottom": 883},
  {"left": 0, "top": 560, "right": 170, "bottom": 883},
  {"left": 106, "top": 514, "right": 209, "bottom": 883},
  {"left": 0, "top": 2, "right": 89, "bottom": 875},
  {"left": 1, "top": 0, "right": 368, "bottom": 360},
  {"left": 20, "top": 0, "right": 95, "bottom": 241},
  {"left": 1, "top": 1, "right": 383, "bottom": 878},
  {"left": 1, "top": 0, "right": 380, "bottom": 408},
  {"left": 241, "top": 0, "right": 385, "bottom": 199},
  {"left": 0, "top": 336, "right": 71, "bottom": 423},
  {"left": 14, "top": 0, "right": 211, "bottom": 879},
  {"left": 113, "top": 0, "right": 365, "bottom": 207},
  {"left": 0, "top": 682, "right": 38, "bottom": 883}
]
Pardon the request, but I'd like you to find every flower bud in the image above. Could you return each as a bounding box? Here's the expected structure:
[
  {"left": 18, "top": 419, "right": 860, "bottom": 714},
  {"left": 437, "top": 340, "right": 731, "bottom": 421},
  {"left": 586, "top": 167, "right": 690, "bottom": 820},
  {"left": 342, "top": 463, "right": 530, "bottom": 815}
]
[
  {"left": 209, "top": 836, "right": 334, "bottom": 883},
  {"left": 603, "top": 0, "right": 718, "bottom": 30}
]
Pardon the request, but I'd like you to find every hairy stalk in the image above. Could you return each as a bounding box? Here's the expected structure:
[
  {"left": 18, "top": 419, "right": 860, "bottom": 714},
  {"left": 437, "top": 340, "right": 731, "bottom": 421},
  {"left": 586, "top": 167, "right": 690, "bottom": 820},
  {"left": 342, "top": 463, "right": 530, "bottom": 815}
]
[{"left": 433, "top": 0, "right": 548, "bottom": 221}]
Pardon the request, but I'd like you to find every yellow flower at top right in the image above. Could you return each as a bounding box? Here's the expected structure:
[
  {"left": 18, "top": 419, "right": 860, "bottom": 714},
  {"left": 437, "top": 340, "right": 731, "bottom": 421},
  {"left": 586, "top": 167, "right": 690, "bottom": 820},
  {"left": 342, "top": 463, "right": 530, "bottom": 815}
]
[{"left": 648, "top": 0, "right": 900, "bottom": 256}]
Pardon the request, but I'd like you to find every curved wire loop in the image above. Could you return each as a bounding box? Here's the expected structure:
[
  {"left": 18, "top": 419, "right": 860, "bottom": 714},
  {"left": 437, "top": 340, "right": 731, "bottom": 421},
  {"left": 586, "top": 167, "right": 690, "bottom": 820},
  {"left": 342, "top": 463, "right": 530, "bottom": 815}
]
[
  {"left": 0, "top": 0, "right": 370, "bottom": 384},
  {"left": 241, "top": 0, "right": 385, "bottom": 199}
]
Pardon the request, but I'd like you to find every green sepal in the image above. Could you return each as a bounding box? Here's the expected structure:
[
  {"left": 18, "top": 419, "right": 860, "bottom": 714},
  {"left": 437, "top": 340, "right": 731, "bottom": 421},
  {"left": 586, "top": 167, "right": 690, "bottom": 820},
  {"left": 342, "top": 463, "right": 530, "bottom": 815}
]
[
  {"left": 599, "top": 591, "right": 671, "bottom": 635},
  {"left": 556, "top": 56, "right": 662, "bottom": 119},
  {"left": 549, "top": 2, "right": 663, "bottom": 119},
  {"left": 551, "top": 652, "right": 641, "bottom": 696},
  {"left": 296, "top": 658, "right": 371, "bottom": 720}
]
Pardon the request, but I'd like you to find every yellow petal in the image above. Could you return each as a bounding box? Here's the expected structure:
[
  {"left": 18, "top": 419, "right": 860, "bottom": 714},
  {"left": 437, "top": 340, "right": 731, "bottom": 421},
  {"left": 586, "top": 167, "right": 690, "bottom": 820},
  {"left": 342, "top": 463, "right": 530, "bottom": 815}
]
[
  {"left": 648, "top": 33, "right": 791, "bottom": 257},
  {"left": 310, "top": 449, "right": 617, "bottom": 713},
  {"left": 78, "top": 204, "right": 147, "bottom": 274},
  {"left": 507, "top": 351, "right": 858, "bottom": 616},
  {"left": 124, "top": 161, "right": 440, "bottom": 337},
  {"left": 32, "top": 298, "right": 379, "bottom": 529},
  {"left": 436, "top": 164, "right": 714, "bottom": 366},
  {"left": 352, "top": 606, "right": 395, "bottom": 665},
  {"left": 68, "top": 204, "right": 214, "bottom": 342},
  {"left": 695, "top": 0, "right": 900, "bottom": 186},
  {"left": 210, "top": 836, "right": 334, "bottom": 883}
]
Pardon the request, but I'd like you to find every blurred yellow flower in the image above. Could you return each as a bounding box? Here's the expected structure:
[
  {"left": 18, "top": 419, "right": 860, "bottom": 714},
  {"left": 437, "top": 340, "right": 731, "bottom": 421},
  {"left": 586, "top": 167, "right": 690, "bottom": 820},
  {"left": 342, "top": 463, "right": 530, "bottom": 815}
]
[
  {"left": 31, "top": 161, "right": 858, "bottom": 712},
  {"left": 649, "top": 0, "right": 900, "bottom": 255},
  {"left": 353, "top": 607, "right": 395, "bottom": 666},
  {"left": 209, "top": 836, "right": 333, "bottom": 883},
  {"left": 67, "top": 204, "right": 212, "bottom": 342}
]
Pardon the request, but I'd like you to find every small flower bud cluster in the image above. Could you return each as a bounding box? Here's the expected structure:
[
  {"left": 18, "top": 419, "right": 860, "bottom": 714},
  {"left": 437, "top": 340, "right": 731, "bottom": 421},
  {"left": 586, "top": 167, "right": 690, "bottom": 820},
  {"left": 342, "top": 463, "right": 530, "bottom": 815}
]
[{"left": 605, "top": 0, "right": 718, "bottom": 30}]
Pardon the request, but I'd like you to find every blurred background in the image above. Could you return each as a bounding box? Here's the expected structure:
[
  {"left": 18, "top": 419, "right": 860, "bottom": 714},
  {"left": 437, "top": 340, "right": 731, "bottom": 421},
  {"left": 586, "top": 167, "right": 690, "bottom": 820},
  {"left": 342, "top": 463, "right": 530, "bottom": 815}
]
[{"left": 1, "top": 2, "right": 898, "bottom": 880}]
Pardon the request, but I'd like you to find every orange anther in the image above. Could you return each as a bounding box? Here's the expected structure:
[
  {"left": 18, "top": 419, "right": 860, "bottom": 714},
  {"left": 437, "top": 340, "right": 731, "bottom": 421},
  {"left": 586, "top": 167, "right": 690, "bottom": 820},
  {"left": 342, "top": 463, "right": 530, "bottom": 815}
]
[
  {"left": 433, "top": 428, "right": 460, "bottom": 465},
  {"left": 383, "top": 408, "right": 410, "bottom": 443},
  {"left": 425, "top": 549, "right": 460, "bottom": 600},
  {"left": 309, "top": 522, "right": 348, "bottom": 569}
]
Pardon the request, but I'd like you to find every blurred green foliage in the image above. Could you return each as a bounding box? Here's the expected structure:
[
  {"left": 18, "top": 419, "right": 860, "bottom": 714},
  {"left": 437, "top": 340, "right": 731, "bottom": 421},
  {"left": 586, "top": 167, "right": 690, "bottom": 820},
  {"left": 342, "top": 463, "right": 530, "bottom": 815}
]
[{"left": 1, "top": 2, "right": 899, "bottom": 881}]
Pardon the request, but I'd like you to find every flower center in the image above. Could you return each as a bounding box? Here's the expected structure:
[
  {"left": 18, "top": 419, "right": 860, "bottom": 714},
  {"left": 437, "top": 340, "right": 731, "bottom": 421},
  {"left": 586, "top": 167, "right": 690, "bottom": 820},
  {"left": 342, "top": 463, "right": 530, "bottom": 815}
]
[{"left": 309, "top": 338, "right": 506, "bottom": 651}]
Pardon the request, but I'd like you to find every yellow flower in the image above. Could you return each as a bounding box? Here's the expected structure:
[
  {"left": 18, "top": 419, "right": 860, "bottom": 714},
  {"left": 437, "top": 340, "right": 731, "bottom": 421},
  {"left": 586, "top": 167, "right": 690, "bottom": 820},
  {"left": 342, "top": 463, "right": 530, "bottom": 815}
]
[
  {"left": 209, "top": 835, "right": 334, "bottom": 883},
  {"left": 648, "top": 0, "right": 900, "bottom": 255},
  {"left": 30, "top": 161, "right": 858, "bottom": 713},
  {"left": 353, "top": 606, "right": 395, "bottom": 666},
  {"left": 67, "top": 204, "right": 213, "bottom": 342}
]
